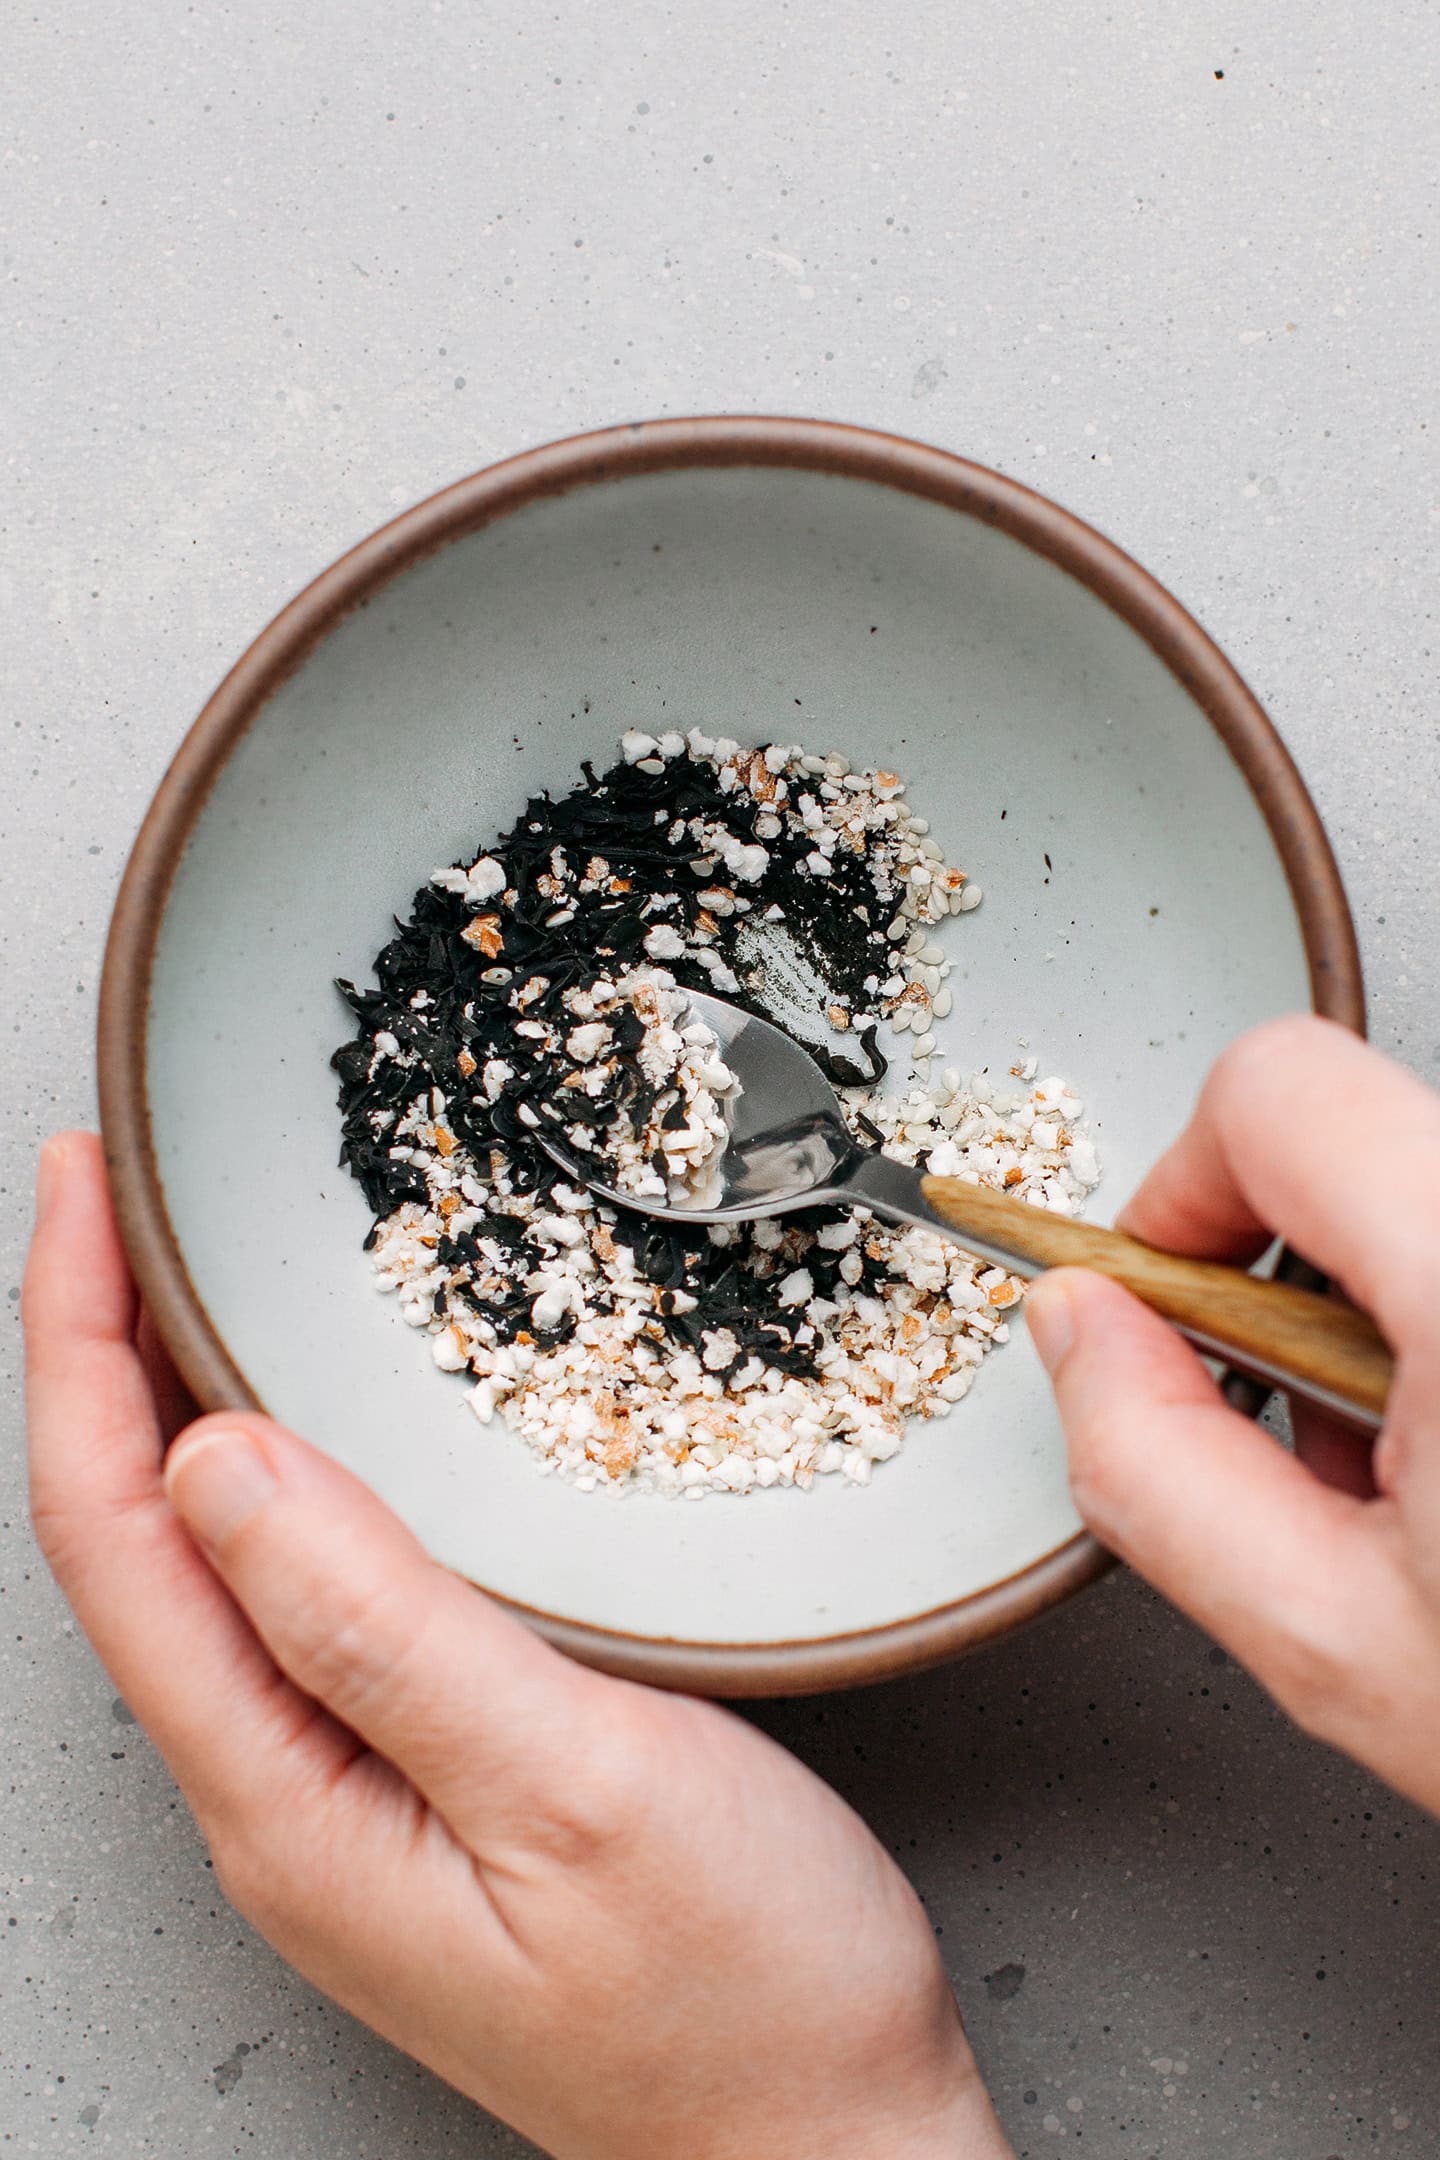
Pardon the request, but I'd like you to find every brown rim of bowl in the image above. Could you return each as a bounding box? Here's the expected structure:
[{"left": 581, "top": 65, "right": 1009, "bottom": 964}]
[{"left": 98, "top": 414, "right": 1366, "bottom": 1699}]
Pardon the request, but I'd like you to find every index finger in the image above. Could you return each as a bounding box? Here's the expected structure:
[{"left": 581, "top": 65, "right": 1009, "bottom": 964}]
[{"left": 1118, "top": 1016, "right": 1440, "bottom": 1351}]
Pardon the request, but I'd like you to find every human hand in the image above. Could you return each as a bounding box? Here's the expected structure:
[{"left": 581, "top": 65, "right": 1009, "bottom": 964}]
[
  {"left": 1026, "top": 1015, "right": 1440, "bottom": 1815},
  {"left": 25, "top": 1133, "right": 1011, "bottom": 2160}
]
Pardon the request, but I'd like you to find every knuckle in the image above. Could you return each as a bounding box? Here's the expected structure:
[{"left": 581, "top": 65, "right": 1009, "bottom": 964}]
[
  {"left": 522, "top": 1684, "right": 656, "bottom": 1866},
  {"left": 1062, "top": 1421, "right": 1127, "bottom": 1543},
  {"left": 1209, "top": 1014, "right": 1324, "bottom": 1114},
  {"left": 545, "top": 1743, "right": 638, "bottom": 1861},
  {"left": 18, "top": 1267, "right": 42, "bottom": 1336},
  {"left": 1257, "top": 1592, "right": 1360, "bottom": 1740},
  {"left": 1390, "top": 1228, "right": 1440, "bottom": 1345},
  {"left": 273, "top": 1568, "right": 439, "bottom": 1731},
  {"left": 204, "top": 1820, "right": 279, "bottom": 1930},
  {"left": 27, "top": 1483, "right": 92, "bottom": 1587},
  {"left": 203, "top": 1810, "right": 315, "bottom": 1947},
  {"left": 27, "top": 1486, "right": 70, "bottom": 1572}
]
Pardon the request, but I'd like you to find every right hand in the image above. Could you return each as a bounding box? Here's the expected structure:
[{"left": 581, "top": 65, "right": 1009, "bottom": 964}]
[{"left": 1026, "top": 1015, "right": 1440, "bottom": 1816}]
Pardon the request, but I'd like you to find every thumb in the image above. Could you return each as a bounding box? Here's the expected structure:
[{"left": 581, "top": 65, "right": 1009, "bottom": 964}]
[
  {"left": 164, "top": 1414, "right": 607, "bottom": 1850},
  {"left": 1025, "top": 1269, "right": 1362, "bottom": 1681}
]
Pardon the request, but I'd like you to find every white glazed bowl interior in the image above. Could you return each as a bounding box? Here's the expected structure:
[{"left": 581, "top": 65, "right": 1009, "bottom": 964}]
[{"left": 143, "top": 461, "right": 1315, "bottom": 1671}]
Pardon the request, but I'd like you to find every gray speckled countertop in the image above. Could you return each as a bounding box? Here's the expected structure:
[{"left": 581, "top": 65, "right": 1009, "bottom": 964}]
[{"left": 4, "top": 5, "right": 1438, "bottom": 2153}]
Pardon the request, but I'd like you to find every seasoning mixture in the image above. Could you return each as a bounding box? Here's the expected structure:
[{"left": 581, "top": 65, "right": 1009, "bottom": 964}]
[{"left": 332, "top": 730, "right": 1099, "bottom": 1495}]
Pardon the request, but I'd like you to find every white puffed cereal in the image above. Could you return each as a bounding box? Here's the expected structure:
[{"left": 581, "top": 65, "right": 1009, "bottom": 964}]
[{"left": 350, "top": 729, "right": 1099, "bottom": 1501}]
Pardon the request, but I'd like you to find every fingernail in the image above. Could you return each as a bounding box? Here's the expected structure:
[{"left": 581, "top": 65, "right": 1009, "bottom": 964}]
[
  {"left": 1025, "top": 1274, "right": 1076, "bottom": 1374},
  {"left": 35, "top": 1137, "right": 68, "bottom": 1222},
  {"left": 165, "top": 1427, "right": 278, "bottom": 1548}
]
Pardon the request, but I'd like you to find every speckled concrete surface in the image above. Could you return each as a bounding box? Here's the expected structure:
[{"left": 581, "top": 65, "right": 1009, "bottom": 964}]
[{"left": 4, "top": 3, "right": 1438, "bottom": 2152}]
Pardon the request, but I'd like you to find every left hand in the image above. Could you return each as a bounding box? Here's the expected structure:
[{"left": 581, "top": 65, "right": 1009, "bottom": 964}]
[{"left": 25, "top": 1132, "right": 1011, "bottom": 2160}]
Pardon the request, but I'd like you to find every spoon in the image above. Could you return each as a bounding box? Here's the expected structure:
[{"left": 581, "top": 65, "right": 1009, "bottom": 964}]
[{"left": 540, "top": 990, "right": 1393, "bottom": 1432}]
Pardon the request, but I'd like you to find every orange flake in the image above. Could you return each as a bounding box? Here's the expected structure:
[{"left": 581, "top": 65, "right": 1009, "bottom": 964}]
[
  {"left": 461, "top": 915, "right": 504, "bottom": 958},
  {"left": 746, "top": 749, "right": 778, "bottom": 802},
  {"left": 438, "top": 1193, "right": 460, "bottom": 1221},
  {"left": 591, "top": 1390, "right": 621, "bottom": 1437},
  {"left": 604, "top": 1434, "right": 639, "bottom": 1478},
  {"left": 988, "top": 1281, "right": 1021, "bottom": 1308},
  {"left": 1003, "top": 1166, "right": 1024, "bottom": 1188},
  {"left": 433, "top": 1127, "right": 456, "bottom": 1157},
  {"left": 457, "top": 1047, "right": 477, "bottom": 1078}
]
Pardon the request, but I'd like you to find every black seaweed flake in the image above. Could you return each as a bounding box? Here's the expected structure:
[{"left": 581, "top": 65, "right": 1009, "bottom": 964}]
[{"left": 332, "top": 742, "right": 935, "bottom": 1375}]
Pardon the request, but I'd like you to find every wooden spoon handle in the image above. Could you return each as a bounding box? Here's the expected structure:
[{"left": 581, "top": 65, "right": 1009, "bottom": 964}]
[{"left": 921, "top": 1174, "right": 1393, "bottom": 1429}]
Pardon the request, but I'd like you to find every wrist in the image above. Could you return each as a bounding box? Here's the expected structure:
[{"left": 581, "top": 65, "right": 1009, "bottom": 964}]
[
  {"left": 903, "top": 2075, "right": 1014, "bottom": 2159},
  {"left": 737, "top": 2059, "right": 1013, "bottom": 2160},
  {"left": 867, "top": 2021, "right": 1014, "bottom": 2159}
]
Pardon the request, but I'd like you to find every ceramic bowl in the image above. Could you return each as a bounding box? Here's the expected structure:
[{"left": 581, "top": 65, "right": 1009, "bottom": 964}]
[{"left": 100, "top": 417, "right": 1363, "bottom": 1696}]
